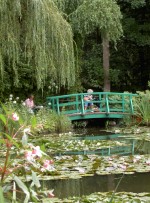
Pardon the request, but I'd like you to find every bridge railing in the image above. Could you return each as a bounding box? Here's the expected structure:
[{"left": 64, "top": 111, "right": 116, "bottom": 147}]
[{"left": 46, "top": 92, "right": 137, "bottom": 115}]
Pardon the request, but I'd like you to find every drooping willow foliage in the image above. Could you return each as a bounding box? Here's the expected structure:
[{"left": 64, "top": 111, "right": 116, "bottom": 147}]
[
  {"left": 0, "top": 0, "right": 75, "bottom": 90},
  {"left": 53, "top": 0, "right": 83, "bottom": 14},
  {"left": 70, "top": 0, "right": 123, "bottom": 42}
]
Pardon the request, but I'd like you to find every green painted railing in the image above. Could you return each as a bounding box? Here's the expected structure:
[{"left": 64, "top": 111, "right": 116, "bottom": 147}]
[{"left": 46, "top": 92, "right": 137, "bottom": 120}]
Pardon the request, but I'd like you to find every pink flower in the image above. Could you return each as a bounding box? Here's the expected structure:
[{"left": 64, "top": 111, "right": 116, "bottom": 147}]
[
  {"left": 119, "top": 164, "right": 126, "bottom": 170},
  {"left": 12, "top": 113, "right": 19, "bottom": 121},
  {"left": 146, "top": 160, "right": 150, "bottom": 165},
  {"left": 25, "top": 151, "right": 33, "bottom": 161},
  {"left": 32, "top": 146, "right": 42, "bottom": 158},
  {"left": 47, "top": 190, "right": 55, "bottom": 198},
  {"left": 43, "top": 160, "right": 54, "bottom": 169}
]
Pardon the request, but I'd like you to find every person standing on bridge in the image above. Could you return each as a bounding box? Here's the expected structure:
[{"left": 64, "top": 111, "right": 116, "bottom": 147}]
[
  {"left": 84, "top": 89, "right": 94, "bottom": 111},
  {"left": 24, "top": 94, "right": 43, "bottom": 114}
]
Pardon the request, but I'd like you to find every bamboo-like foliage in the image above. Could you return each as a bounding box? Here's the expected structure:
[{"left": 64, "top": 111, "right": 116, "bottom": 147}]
[
  {"left": 133, "top": 90, "right": 150, "bottom": 126},
  {"left": 0, "top": 0, "right": 75, "bottom": 89}
]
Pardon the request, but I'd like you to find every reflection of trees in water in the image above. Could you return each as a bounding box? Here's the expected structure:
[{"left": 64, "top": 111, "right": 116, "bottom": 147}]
[
  {"left": 41, "top": 173, "right": 150, "bottom": 198},
  {"left": 107, "top": 175, "right": 115, "bottom": 191}
]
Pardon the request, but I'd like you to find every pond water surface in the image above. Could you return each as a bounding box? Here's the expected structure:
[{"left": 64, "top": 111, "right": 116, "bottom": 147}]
[
  {"left": 43, "top": 173, "right": 150, "bottom": 198},
  {"left": 43, "top": 125, "right": 150, "bottom": 199}
]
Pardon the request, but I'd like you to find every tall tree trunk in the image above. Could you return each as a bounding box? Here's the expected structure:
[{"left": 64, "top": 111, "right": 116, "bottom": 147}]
[{"left": 102, "top": 35, "right": 110, "bottom": 92}]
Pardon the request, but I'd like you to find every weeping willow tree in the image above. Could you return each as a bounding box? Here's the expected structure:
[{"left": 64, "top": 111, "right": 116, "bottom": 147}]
[
  {"left": 69, "top": 0, "right": 123, "bottom": 91},
  {"left": 0, "top": 0, "right": 75, "bottom": 92}
]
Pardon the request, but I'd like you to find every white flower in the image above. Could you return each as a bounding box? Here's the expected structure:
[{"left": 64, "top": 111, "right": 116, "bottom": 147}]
[
  {"left": 22, "top": 102, "right": 26, "bottom": 106},
  {"left": 13, "top": 101, "right": 16, "bottom": 104},
  {"left": 16, "top": 97, "right": 19, "bottom": 100},
  {"left": 114, "top": 129, "right": 120, "bottom": 134},
  {"left": 9, "top": 97, "right": 12, "bottom": 101},
  {"left": 23, "top": 128, "right": 30, "bottom": 134},
  {"left": 32, "top": 146, "right": 43, "bottom": 158},
  {"left": 10, "top": 94, "right": 13, "bottom": 98},
  {"left": 25, "top": 151, "right": 33, "bottom": 162}
]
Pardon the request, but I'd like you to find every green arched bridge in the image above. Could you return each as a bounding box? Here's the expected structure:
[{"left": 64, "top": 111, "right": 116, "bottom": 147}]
[{"left": 46, "top": 92, "right": 137, "bottom": 121}]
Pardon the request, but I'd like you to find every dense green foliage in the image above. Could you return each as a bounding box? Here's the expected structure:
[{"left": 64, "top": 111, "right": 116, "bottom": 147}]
[
  {"left": 0, "top": 0, "right": 75, "bottom": 100},
  {"left": 0, "top": 0, "right": 149, "bottom": 101}
]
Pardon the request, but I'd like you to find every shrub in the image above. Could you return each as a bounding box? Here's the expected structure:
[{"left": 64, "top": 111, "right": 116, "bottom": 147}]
[{"left": 133, "top": 90, "right": 150, "bottom": 126}]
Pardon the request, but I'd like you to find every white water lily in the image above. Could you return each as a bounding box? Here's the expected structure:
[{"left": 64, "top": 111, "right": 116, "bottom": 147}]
[
  {"left": 74, "top": 167, "right": 85, "bottom": 173},
  {"left": 114, "top": 129, "right": 121, "bottom": 133}
]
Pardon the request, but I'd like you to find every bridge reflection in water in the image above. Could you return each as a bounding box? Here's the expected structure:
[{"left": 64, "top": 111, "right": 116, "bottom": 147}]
[{"left": 46, "top": 92, "right": 137, "bottom": 120}]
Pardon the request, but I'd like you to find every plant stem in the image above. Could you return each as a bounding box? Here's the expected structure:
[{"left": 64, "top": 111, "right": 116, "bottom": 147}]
[{"left": 1, "top": 143, "right": 10, "bottom": 183}]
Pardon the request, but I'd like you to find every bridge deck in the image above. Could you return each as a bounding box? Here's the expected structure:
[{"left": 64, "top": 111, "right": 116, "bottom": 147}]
[{"left": 46, "top": 92, "right": 137, "bottom": 121}]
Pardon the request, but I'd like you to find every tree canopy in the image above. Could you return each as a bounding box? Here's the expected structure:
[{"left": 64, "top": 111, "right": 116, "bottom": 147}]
[
  {"left": 70, "top": 0, "right": 123, "bottom": 43},
  {"left": 0, "top": 0, "right": 75, "bottom": 90}
]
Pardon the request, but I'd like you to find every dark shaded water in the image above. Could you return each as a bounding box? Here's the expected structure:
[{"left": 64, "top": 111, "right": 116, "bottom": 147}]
[{"left": 43, "top": 173, "right": 150, "bottom": 198}]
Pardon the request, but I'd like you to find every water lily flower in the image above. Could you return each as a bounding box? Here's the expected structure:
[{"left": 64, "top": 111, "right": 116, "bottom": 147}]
[
  {"left": 105, "top": 166, "right": 115, "bottom": 171},
  {"left": 146, "top": 160, "right": 150, "bottom": 165},
  {"left": 114, "top": 129, "right": 120, "bottom": 134},
  {"left": 135, "top": 128, "right": 140, "bottom": 133},
  {"left": 12, "top": 113, "right": 19, "bottom": 121},
  {"left": 134, "top": 155, "right": 141, "bottom": 160},
  {"left": 119, "top": 164, "right": 126, "bottom": 170},
  {"left": 74, "top": 167, "right": 85, "bottom": 173},
  {"left": 133, "top": 155, "right": 141, "bottom": 163}
]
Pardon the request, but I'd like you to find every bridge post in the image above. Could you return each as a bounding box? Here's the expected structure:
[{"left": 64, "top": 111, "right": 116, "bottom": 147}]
[
  {"left": 56, "top": 98, "right": 60, "bottom": 114},
  {"left": 81, "top": 95, "right": 85, "bottom": 114},
  {"left": 129, "top": 95, "right": 134, "bottom": 114},
  {"left": 105, "top": 94, "right": 110, "bottom": 114}
]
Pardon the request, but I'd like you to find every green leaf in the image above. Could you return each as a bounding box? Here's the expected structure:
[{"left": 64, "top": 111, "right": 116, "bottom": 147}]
[
  {"left": 31, "top": 116, "right": 37, "bottom": 128},
  {"left": 31, "top": 171, "right": 41, "bottom": 188},
  {"left": 22, "top": 133, "right": 28, "bottom": 147},
  {"left": 3, "top": 133, "right": 19, "bottom": 148},
  {"left": 0, "top": 185, "right": 5, "bottom": 203},
  {"left": 0, "top": 114, "right": 6, "bottom": 125},
  {"left": 12, "top": 181, "right": 16, "bottom": 202},
  {"left": 14, "top": 176, "right": 30, "bottom": 203}
]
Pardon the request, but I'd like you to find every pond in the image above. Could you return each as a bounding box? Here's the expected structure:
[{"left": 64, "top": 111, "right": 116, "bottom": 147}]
[
  {"left": 37, "top": 125, "right": 150, "bottom": 201},
  {"left": 43, "top": 173, "right": 150, "bottom": 199}
]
